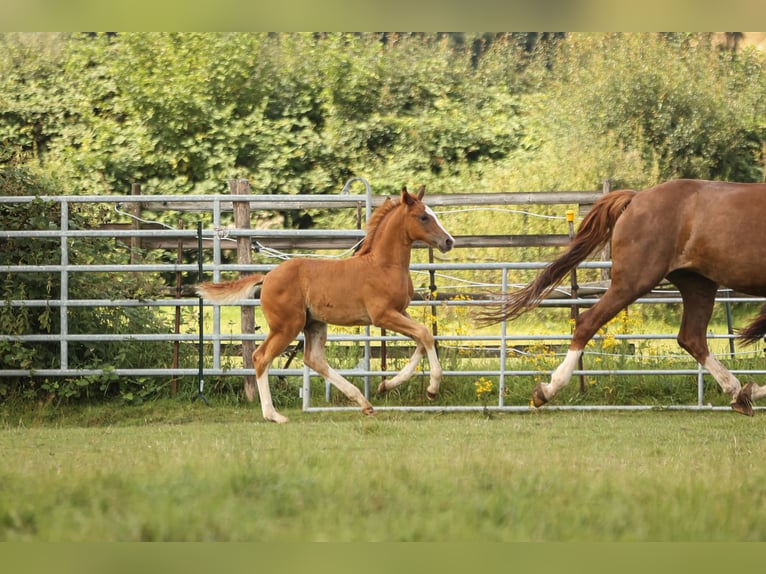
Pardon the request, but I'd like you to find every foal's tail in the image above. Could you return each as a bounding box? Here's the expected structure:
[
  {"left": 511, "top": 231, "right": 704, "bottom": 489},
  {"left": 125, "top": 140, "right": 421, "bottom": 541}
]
[
  {"left": 196, "top": 274, "right": 266, "bottom": 304},
  {"left": 477, "top": 189, "right": 636, "bottom": 325}
]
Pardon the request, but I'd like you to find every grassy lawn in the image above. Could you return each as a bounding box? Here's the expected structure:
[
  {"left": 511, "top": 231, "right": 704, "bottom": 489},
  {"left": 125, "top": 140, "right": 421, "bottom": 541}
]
[{"left": 1, "top": 401, "right": 765, "bottom": 541}]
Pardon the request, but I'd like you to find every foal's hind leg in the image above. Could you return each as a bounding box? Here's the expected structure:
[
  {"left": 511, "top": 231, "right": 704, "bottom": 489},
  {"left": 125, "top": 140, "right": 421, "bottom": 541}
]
[
  {"left": 252, "top": 319, "right": 305, "bottom": 423},
  {"left": 303, "top": 321, "right": 374, "bottom": 415},
  {"left": 670, "top": 272, "right": 752, "bottom": 415},
  {"left": 251, "top": 333, "right": 293, "bottom": 423}
]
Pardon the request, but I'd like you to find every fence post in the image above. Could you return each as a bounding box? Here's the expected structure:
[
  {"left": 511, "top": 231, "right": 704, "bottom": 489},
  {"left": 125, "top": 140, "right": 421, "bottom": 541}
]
[
  {"left": 428, "top": 246, "right": 439, "bottom": 351},
  {"left": 130, "top": 183, "right": 142, "bottom": 264},
  {"left": 724, "top": 289, "right": 735, "bottom": 358},
  {"left": 171, "top": 219, "right": 183, "bottom": 395},
  {"left": 60, "top": 199, "right": 69, "bottom": 371},
  {"left": 229, "top": 178, "right": 258, "bottom": 402},
  {"left": 567, "top": 209, "right": 585, "bottom": 393},
  {"left": 600, "top": 178, "right": 612, "bottom": 282}
]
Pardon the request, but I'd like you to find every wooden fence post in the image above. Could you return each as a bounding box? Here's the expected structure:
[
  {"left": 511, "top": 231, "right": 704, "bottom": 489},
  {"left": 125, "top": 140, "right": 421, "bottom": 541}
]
[{"left": 229, "top": 179, "right": 258, "bottom": 402}]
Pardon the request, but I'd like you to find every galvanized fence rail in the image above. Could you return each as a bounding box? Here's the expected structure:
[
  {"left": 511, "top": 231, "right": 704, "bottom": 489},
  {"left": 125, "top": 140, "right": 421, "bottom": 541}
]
[{"left": 2, "top": 185, "right": 765, "bottom": 413}]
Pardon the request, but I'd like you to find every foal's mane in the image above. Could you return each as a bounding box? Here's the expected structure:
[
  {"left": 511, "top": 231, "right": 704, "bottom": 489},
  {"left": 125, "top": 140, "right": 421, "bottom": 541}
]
[{"left": 354, "top": 196, "right": 402, "bottom": 256}]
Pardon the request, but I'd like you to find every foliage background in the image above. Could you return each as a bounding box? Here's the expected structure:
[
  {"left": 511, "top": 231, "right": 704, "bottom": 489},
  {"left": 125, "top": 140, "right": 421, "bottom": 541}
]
[{"left": 4, "top": 32, "right": 765, "bottom": 201}]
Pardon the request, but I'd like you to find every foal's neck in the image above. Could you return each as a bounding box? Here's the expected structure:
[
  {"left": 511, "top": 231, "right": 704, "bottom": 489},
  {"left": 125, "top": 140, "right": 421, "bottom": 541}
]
[{"left": 368, "top": 206, "right": 412, "bottom": 268}]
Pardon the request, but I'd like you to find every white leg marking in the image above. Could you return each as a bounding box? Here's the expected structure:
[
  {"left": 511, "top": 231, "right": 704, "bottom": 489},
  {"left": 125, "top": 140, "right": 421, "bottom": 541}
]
[
  {"left": 322, "top": 367, "right": 373, "bottom": 412},
  {"left": 542, "top": 349, "right": 583, "bottom": 400},
  {"left": 702, "top": 355, "right": 742, "bottom": 397},
  {"left": 256, "top": 367, "right": 289, "bottom": 424},
  {"left": 703, "top": 355, "right": 742, "bottom": 398},
  {"left": 378, "top": 341, "right": 442, "bottom": 396},
  {"left": 303, "top": 328, "right": 373, "bottom": 413},
  {"left": 380, "top": 346, "right": 425, "bottom": 391},
  {"left": 424, "top": 343, "right": 442, "bottom": 395},
  {"left": 748, "top": 383, "right": 766, "bottom": 401}
]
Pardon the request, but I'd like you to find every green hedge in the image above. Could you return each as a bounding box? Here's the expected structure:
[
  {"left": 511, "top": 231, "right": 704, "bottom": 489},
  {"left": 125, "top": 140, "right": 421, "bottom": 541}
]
[
  {"left": 4, "top": 32, "right": 763, "bottom": 208},
  {"left": 0, "top": 164, "right": 179, "bottom": 403}
]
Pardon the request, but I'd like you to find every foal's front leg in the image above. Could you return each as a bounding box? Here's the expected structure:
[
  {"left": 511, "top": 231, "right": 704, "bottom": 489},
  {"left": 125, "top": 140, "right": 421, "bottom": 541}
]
[
  {"left": 376, "top": 341, "right": 426, "bottom": 393},
  {"left": 374, "top": 311, "right": 442, "bottom": 399}
]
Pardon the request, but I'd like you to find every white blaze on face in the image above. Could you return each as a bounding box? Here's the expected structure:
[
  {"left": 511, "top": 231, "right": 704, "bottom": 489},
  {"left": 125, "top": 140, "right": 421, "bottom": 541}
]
[{"left": 425, "top": 206, "right": 455, "bottom": 247}]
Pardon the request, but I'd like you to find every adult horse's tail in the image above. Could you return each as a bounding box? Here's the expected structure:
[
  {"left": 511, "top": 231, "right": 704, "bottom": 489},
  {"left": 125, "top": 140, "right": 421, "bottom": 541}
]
[
  {"left": 477, "top": 189, "right": 636, "bottom": 325},
  {"left": 196, "top": 274, "right": 266, "bottom": 304},
  {"left": 738, "top": 304, "right": 766, "bottom": 345}
]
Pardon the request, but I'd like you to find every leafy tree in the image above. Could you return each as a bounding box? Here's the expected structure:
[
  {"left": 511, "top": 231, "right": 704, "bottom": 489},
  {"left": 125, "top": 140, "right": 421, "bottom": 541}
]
[{"left": 0, "top": 33, "right": 71, "bottom": 160}]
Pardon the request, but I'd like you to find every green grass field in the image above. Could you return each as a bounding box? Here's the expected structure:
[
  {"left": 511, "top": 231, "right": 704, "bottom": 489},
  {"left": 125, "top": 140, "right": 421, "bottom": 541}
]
[{"left": 1, "top": 401, "right": 765, "bottom": 542}]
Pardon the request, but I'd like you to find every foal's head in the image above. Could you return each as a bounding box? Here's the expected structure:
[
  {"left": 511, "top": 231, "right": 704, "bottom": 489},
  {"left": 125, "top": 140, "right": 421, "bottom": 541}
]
[{"left": 400, "top": 185, "right": 454, "bottom": 253}]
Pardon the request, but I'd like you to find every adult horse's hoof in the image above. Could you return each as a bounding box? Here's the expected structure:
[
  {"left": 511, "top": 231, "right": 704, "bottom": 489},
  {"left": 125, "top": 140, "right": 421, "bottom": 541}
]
[
  {"left": 426, "top": 390, "right": 438, "bottom": 401},
  {"left": 376, "top": 381, "right": 388, "bottom": 396},
  {"left": 532, "top": 384, "right": 549, "bottom": 408},
  {"left": 362, "top": 405, "right": 375, "bottom": 416},
  {"left": 731, "top": 382, "right": 754, "bottom": 417}
]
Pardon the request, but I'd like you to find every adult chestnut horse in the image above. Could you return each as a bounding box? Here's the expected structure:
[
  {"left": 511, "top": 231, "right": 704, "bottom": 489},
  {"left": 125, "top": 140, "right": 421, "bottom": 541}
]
[
  {"left": 481, "top": 179, "right": 766, "bottom": 415},
  {"left": 197, "top": 186, "right": 454, "bottom": 423}
]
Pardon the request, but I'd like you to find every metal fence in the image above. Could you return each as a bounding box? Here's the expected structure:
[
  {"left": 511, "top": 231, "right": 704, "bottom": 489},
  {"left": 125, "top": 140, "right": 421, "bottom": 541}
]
[{"left": 2, "top": 182, "right": 765, "bottom": 413}]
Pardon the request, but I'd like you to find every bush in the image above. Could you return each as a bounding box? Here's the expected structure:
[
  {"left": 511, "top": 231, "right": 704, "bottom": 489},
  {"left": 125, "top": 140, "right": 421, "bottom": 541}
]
[
  {"left": 0, "top": 163, "right": 178, "bottom": 403},
  {"left": 513, "top": 33, "right": 766, "bottom": 191}
]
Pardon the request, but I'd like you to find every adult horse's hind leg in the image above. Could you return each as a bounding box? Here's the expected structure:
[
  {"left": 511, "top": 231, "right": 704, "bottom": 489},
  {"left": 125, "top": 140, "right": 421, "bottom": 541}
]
[
  {"left": 670, "top": 272, "right": 755, "bottom": 415},
  {"left": 534, "top": 279, "right": 657, "bottom": 407},
  {"left": 303, "top": 321, "right": 374, "bottom": 415},
  {"left": 738, "top": 304, "right": 766, "bottom": 408}
]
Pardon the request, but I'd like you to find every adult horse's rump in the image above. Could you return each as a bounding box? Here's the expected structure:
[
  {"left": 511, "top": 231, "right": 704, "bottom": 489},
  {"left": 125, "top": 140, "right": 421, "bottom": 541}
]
[
  {"left": 197, "top": 186, "right": 454, "bottom": 423},
  {"left": 480, "top": 179, "right": 766, "bottom": 415}
]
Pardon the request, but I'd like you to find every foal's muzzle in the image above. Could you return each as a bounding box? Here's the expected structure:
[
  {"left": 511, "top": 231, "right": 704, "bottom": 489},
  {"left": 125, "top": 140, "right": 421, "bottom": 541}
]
[{"left": 438, "top": 236, "right": 455, "bottom": 253}]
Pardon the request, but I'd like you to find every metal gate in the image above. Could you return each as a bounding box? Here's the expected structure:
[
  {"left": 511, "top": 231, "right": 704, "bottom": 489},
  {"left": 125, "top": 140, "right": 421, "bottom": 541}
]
[{"left": 2, "top": 183, "right": 764, "bottom": 413}]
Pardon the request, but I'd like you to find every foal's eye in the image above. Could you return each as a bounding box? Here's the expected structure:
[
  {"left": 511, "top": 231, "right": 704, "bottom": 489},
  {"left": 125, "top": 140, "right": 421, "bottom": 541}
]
[{"left": 420, "top": 214, "right": 430, "bottom": 222}]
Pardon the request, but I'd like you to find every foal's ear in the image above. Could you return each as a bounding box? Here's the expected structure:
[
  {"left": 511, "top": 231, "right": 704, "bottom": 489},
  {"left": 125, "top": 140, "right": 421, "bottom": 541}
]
[
  {"left": 401, "top": 186, "right": 415, "bottom": 206},
  {"left": 416, "top": 185, "right": 425, "bottom": 200}
]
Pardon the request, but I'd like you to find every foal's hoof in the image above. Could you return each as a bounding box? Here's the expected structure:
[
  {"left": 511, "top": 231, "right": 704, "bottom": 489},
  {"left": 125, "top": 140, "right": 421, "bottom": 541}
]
[
  {"left": 376, "top": 381, "right": 388, "bottom": 396},
  {"left": 362, "top": 405, "right": 375, "bottom": 416},
  {"left": 532, "top": 384, "right": 549, "bottom": 408},
  {"left": 731, "top": 383, "right": 755, "bottom": 417},
  {"left": 426, "top": 390, "right": 438, "bottom": 401}
]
